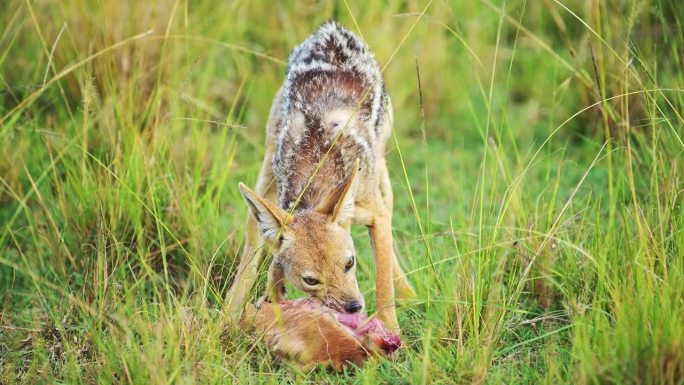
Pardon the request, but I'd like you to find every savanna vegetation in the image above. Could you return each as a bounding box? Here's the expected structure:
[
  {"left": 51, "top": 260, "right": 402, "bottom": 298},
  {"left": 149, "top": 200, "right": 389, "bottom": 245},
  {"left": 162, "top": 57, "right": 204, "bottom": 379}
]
[{"left": 1, "top": 0, "right": 683, "bottom": 383}]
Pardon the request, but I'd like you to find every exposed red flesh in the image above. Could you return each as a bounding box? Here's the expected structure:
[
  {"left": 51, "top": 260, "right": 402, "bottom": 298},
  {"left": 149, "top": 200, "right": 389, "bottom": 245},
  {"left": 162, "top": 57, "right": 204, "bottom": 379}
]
[
  {"left": 335, "top": 313, "right": 402, "bottom": 353},
  {"left": 245, "top": 297, "right": 402, "bottom": 368},
  {"left": 284, "top": 298, "right": 402, "bottom": 354}
]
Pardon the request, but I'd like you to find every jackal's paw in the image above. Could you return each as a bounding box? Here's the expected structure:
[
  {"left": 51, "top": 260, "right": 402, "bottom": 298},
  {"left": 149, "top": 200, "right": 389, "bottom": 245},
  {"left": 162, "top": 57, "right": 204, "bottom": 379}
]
[
  {"left": 376, "top": 311, "right": 401, "bottom": 336},
  {"left": 219, "top": 307, "right": 244, "bottom": 334},
  {"left": 256, "top": 295, "right": 272, "bottom": 308}
]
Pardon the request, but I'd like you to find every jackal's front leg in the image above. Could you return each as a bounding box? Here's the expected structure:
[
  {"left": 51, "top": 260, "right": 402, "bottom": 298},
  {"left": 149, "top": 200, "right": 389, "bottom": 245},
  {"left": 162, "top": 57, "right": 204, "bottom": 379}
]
[
  {"left": 225, "top": 144, "right": 277, "bottom": 323},
  {"left": 225, "top": 216, "right": 265, "bottom": 323},
  {"left": 257, "top": 260, "right": 286, "bottom": 307},
  {"left": 369, "top": 212, "right": 399, "bottom": 334},
  {"left": 377, "top": 160, "right": 416, "bottom": 301}
]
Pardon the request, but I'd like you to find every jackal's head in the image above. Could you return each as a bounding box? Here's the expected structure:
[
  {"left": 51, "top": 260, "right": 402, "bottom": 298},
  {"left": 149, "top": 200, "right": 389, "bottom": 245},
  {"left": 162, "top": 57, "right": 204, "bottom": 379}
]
[{"left": 237, "top": 165, "right": 364, "bottom": 314}]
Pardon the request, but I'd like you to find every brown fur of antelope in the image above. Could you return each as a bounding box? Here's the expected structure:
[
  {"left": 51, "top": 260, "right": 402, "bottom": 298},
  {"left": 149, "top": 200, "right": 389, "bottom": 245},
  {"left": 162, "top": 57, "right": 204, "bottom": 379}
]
[
  {"left": 225, "top": 21, "right": 416, "bottom": 334},
  {"left": 241, "top": 298, "right": 401, "bottom": 370}
]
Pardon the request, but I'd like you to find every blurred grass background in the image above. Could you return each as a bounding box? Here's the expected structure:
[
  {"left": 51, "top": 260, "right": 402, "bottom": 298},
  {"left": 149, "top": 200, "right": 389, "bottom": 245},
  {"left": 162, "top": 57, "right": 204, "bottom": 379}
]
[{"left": 1, "top": 0, "right": 683, "bottom": 383}]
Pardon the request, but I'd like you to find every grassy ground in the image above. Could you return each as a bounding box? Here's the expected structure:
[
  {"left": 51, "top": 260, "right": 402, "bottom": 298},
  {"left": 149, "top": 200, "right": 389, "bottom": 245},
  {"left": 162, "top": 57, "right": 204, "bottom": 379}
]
[{"left": 1, "top": 0, "right": 683, "bottom": 383}]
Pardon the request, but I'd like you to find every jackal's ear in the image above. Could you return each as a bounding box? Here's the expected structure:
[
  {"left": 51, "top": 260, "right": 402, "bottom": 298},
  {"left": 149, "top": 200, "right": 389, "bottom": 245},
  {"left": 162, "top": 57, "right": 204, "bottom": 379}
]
[
  {"left": 316, "top": 159, "right": 360, "bottom": 225},
  {"left": 238, "top": 183, "right": 289, "bottom": 242}
]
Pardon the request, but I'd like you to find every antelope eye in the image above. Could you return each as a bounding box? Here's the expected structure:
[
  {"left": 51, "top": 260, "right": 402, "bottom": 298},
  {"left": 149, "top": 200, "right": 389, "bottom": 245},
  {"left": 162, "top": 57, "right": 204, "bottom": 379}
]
[
  {"left": 302, "top": 276, "right": 321, "bottom": 286},
  {"left": 345, "top": 255, "right": 355, "bottom": 272}
]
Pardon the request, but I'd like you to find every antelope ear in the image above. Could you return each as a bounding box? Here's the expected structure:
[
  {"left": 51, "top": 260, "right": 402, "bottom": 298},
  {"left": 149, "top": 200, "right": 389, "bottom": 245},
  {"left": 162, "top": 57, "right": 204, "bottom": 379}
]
[
  {"left": 238, "top": 183, "right": 289, "bottom": 242},
  {"left": 316, "top": 159, "right": 360, "bottom": 225}
]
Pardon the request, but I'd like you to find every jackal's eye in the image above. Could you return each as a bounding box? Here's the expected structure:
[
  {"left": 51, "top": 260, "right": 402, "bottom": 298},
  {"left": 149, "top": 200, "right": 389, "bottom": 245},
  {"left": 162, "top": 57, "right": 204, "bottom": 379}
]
[
  {"left": 302, "top": 276, "right": 321, "bottom": 286},
  {"left": 345, "top": 255, "right": 355, "bottom": 273}
]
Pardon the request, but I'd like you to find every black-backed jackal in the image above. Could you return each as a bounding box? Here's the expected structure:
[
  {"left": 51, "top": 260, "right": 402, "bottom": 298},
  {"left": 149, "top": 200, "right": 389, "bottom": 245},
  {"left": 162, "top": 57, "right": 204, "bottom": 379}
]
[{"left": 226, "top": 21, "right": 415, "bottom": 334}]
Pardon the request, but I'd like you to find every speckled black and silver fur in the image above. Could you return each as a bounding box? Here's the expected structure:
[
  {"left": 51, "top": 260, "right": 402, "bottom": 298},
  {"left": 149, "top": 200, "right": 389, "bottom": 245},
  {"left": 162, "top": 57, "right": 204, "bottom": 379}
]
[{"left": 272, "top": 21, "right": 393, "bottom": 211}]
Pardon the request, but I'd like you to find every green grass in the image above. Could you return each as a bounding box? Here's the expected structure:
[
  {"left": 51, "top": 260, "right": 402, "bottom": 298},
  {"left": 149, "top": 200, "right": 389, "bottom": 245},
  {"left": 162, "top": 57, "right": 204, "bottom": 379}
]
[{"left": 1, "top": 0, "right": 683, "bottom": 383}]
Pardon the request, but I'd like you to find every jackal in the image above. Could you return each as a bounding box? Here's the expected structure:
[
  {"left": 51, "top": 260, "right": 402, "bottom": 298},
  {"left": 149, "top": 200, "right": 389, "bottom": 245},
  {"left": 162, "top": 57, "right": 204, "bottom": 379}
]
[{"left": 226, "top": 21, "right": 415, "bottom": 333}]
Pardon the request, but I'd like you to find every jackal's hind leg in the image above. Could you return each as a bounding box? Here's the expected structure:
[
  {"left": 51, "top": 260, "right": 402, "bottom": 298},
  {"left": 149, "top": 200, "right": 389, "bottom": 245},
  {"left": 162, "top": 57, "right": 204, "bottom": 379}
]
[{"left": 392, "top": 249, "right": 417, "bottom": 300}]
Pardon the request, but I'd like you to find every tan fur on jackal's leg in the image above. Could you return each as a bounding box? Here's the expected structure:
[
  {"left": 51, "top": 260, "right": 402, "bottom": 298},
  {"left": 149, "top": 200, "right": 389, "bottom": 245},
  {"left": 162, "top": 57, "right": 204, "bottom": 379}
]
[
  {"left": 257, "top": 259, "right": 285, "bottom": 307},
  {"left": 377, "top": 161, "right": 416, "bottom": 301},
  {"left": 225, "top": 145, "right": 277, "bottom": 322},
  {"left": 369, "top": 212, "right": 399, "bottom": 334},
  {"left": 225, "top": 216, "right": 265, "bottom": 323},
  {"left": 392, "top": 251, "right": 417, "bottom": 300}
]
